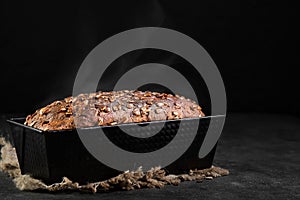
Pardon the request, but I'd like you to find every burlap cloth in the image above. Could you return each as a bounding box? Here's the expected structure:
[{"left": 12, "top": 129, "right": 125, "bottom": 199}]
[{"left": 0, "top": 137, "right": 229, "bottom": 193}]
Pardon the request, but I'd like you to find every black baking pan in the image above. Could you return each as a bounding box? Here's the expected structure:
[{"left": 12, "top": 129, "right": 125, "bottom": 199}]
[{"left": 7, "top": 115, "right": 225, "bottom": 184}]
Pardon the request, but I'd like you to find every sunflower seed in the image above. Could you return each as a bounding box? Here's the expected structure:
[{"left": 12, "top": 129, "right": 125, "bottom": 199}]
[
  {"left": 146, "top": 101, "right": 153, "bottom": 105},
  {"left": 127, "top": 103, "right": 134, "bottom": 109},
  {"left": 60, "top": 108, "right": 67, "bottom": 112},
  {"left": 172, "top": 111, "right": 179, "bottom": 116},
  {"left": 156, "top": 102, "right": 164, "bottom": 107},
  {"left": 144, "top": 92, "right": 152, "bottom": 97},
  {"left": 133, "top": 108, "right": 141, "bottom": 116}
]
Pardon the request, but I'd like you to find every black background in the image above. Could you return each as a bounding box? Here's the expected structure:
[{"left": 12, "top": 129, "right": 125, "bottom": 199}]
[{"left": 0, "top": 0, "right": 298, "bottom": 115}]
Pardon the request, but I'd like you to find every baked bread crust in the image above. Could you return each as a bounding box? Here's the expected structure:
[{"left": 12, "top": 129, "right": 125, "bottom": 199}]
[{"left": 24, "top": 90, "right": 205, "bottom": 131}]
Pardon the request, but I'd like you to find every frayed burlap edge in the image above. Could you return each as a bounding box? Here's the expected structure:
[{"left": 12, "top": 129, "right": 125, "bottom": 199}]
[{"left": 0, "top": 137, "right": 229, "bottom": 193}]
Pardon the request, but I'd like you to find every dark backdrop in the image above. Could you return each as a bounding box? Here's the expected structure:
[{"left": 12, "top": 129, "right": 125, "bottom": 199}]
[{"left": 0, "top": 0, "right": 298, "bottom": 115}]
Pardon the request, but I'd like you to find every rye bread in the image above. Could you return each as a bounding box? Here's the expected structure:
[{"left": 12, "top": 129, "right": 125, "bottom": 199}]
[{"left": 25, "top": 90, "right": 205, "bottom": 131}]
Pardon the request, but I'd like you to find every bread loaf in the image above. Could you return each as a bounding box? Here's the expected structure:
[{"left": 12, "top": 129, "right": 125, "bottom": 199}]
[{"left": 25, "top": 90, "right": 205, "bottom": 131}]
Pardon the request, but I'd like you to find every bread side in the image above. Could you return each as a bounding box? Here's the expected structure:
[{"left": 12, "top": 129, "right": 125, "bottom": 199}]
[{"left": 25, "top": 90, "right": 205, "bottom": 131}]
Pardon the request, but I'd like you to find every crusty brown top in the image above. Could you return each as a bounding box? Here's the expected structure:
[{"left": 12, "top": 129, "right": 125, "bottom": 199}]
[{"left": 25, "top": 90, "right": 205, "bottom": 131}]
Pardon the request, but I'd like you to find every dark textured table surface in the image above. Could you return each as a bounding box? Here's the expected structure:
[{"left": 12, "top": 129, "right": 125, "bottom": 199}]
[{"left": 0, "top": 113, "right": 299, "bottom": 200}]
